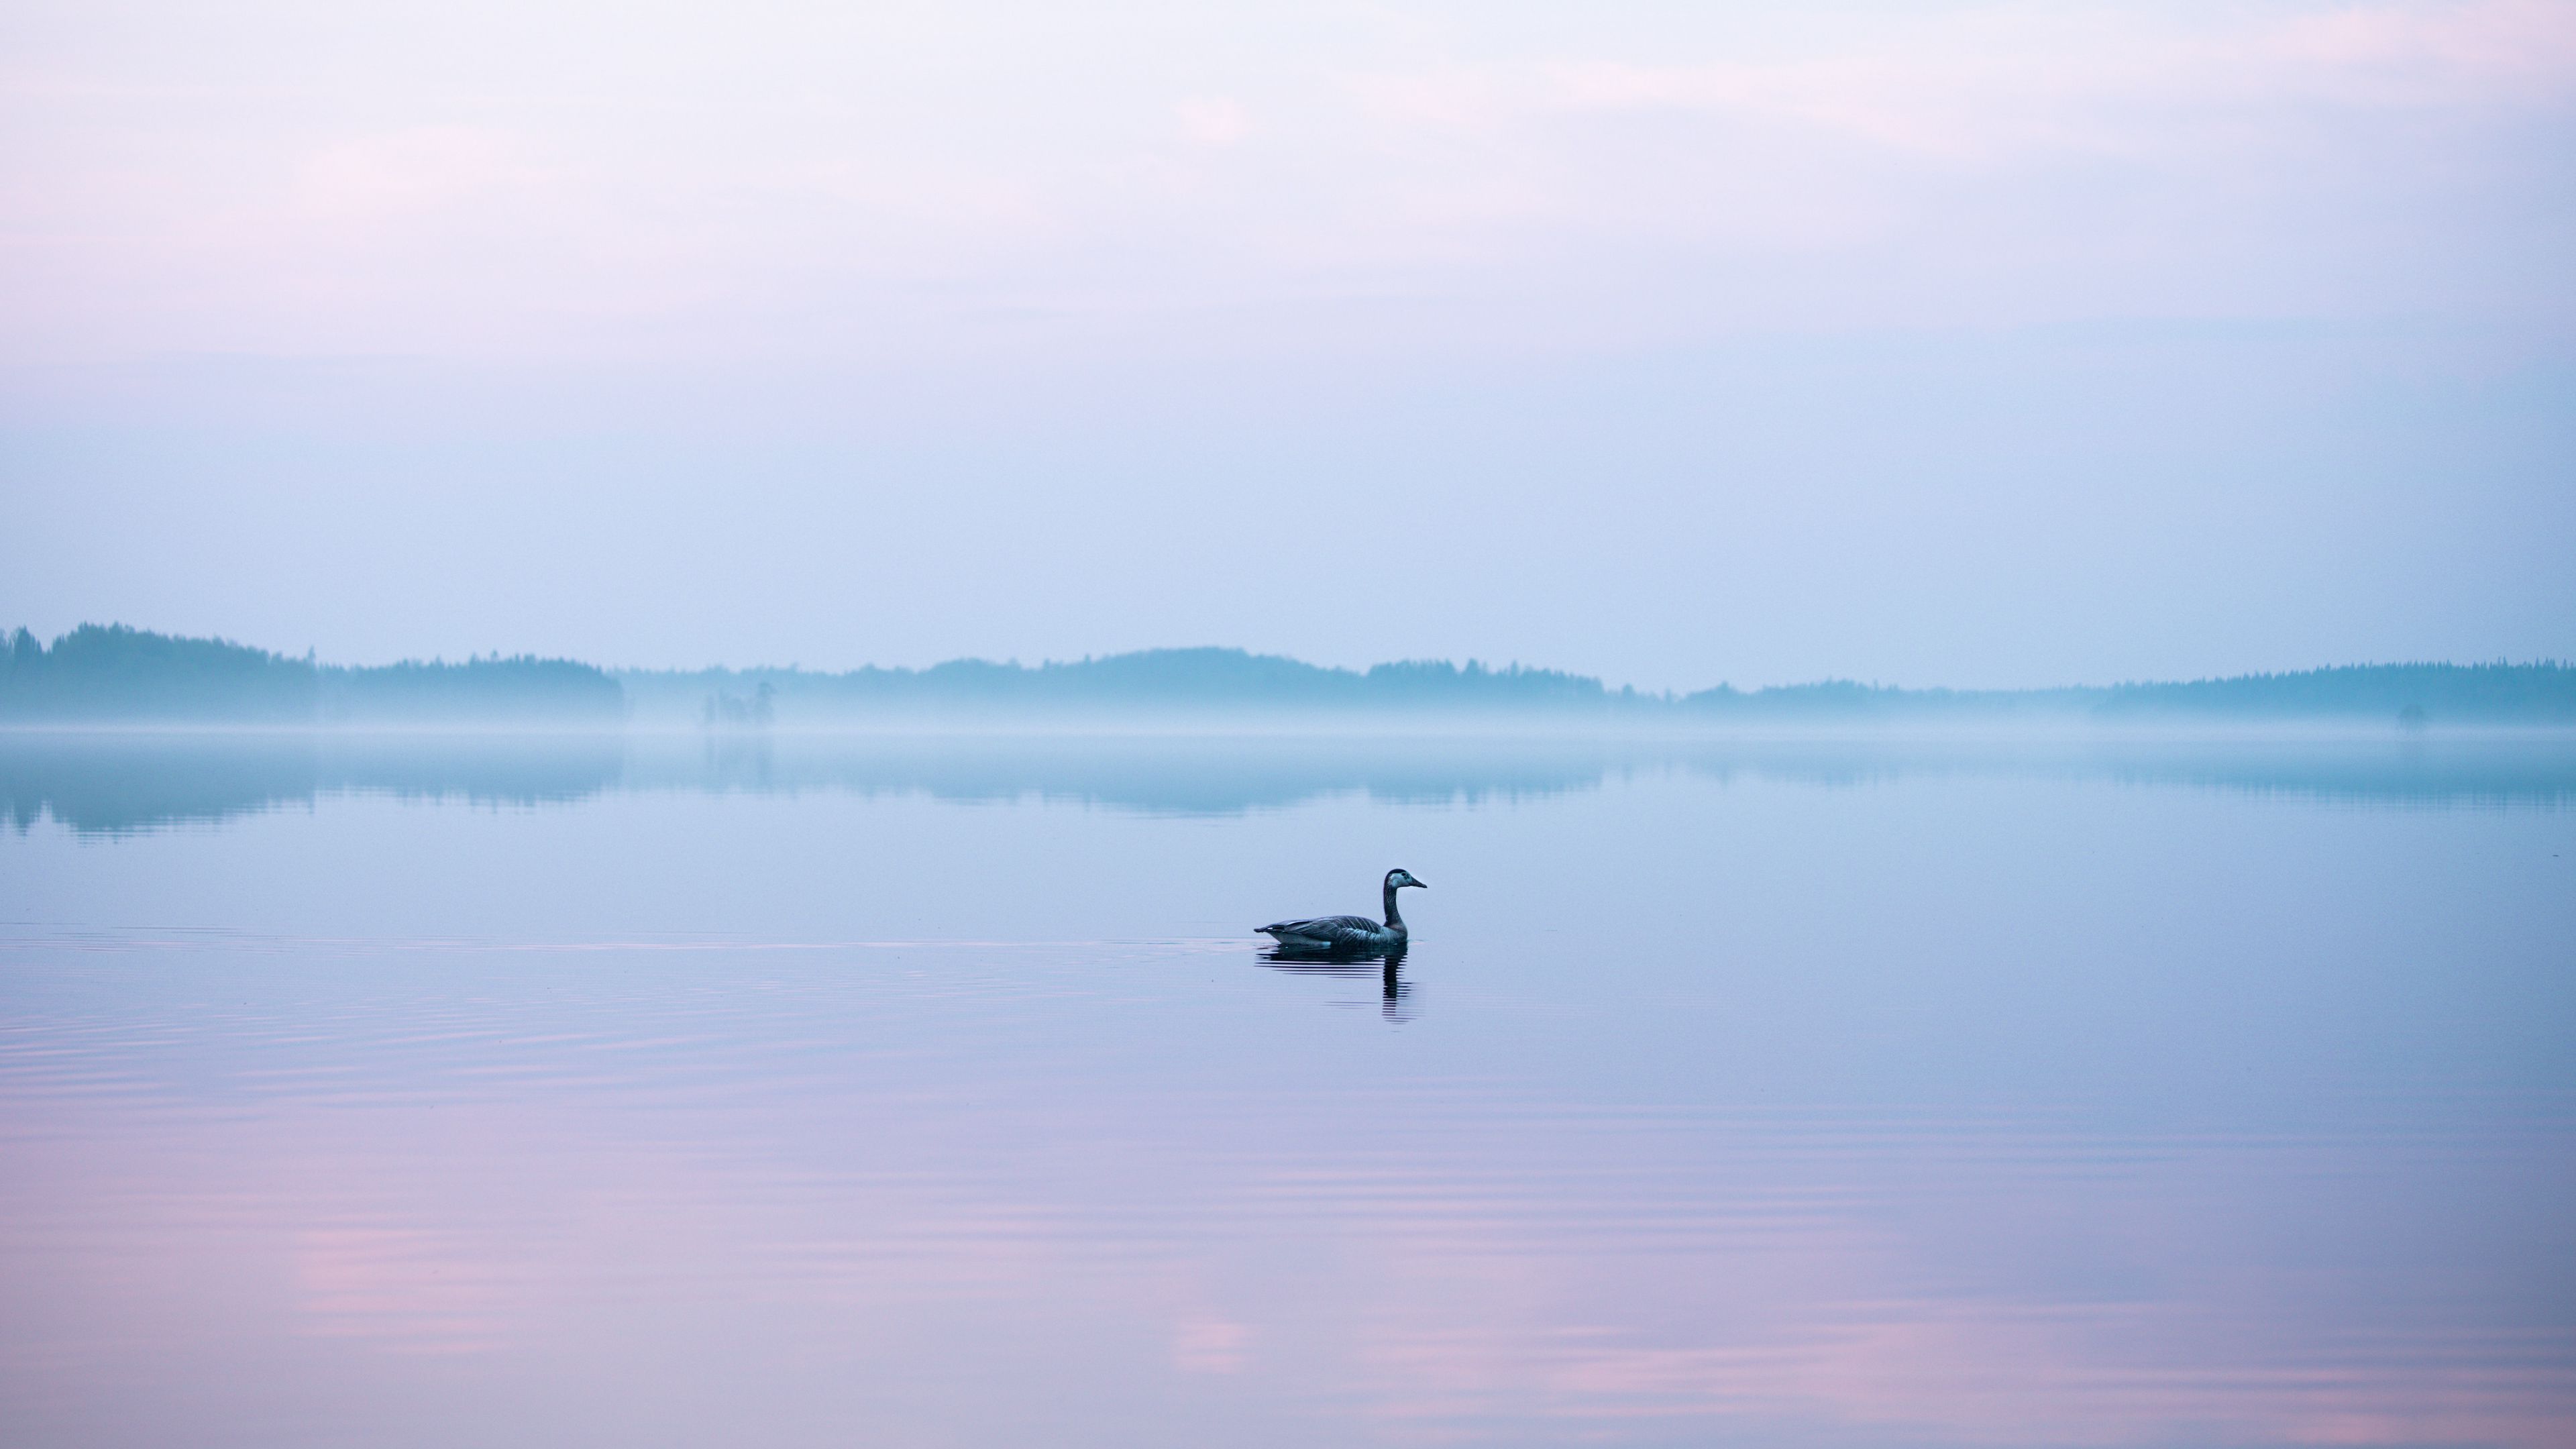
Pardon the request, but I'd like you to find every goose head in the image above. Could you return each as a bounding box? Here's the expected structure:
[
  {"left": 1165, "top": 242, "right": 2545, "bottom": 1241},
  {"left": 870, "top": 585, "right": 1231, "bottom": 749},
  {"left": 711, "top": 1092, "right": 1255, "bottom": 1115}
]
[{"left": 1385, "top": 868, "right": 1428, "bottom": 890}]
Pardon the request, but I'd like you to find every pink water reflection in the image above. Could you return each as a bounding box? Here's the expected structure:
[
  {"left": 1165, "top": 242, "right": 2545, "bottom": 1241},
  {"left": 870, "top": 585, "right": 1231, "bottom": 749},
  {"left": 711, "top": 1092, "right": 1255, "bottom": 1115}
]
[{"left": 5, "top": 1055, "right": 2568, "bottom": 1448}]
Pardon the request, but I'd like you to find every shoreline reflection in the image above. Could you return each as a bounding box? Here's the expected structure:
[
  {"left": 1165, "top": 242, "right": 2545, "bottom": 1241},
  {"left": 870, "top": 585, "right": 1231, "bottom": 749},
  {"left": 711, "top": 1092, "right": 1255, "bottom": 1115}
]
[{"left": 6, "top": 730, "right": 2575, "bottom": 834}]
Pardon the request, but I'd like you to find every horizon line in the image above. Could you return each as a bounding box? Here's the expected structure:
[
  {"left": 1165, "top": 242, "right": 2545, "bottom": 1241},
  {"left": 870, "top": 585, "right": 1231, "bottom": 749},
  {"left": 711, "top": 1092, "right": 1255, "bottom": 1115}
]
[{"left": 9, "top": 622, "right": 2575, "bottom": 700}]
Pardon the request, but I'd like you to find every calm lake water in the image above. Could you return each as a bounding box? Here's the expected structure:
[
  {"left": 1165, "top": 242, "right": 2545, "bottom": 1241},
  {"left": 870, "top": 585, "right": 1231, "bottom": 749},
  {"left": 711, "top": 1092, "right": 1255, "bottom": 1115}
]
[{"left": 4, "top": 731, "right": 2573, "bottom": 1448}]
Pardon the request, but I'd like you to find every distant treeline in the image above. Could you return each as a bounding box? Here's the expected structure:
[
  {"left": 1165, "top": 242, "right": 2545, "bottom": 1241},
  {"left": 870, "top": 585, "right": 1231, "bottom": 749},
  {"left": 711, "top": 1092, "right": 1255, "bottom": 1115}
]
[
  {"left": 629, "top": 650, "right": 2576, "bottom": 725},
  {"left": 5, "top": 624, "right": 2572, "bottom": 727},
  {"left": 1682, "top": 663, "right": 2576, "bottom": 724},
  {"left": 1, "top": 625, "right": 622, "bottom": 722},
  {"left": 628, "top": 648, "right": 1617, "bottom": 724}
]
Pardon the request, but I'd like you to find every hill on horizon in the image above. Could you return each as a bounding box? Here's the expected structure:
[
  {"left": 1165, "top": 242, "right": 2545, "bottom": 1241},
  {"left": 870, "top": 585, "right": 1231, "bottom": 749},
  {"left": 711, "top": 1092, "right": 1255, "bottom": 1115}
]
[
  {"left": 1, "top": 625, "right": 622, "bottom": 723},
  {"left": 5, "top": 625, "right": 2573, "bottom": 727}
]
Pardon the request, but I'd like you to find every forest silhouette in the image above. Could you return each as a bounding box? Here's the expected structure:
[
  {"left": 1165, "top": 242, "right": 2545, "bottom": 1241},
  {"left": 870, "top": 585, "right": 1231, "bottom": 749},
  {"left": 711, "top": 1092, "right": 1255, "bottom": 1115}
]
[{"left": 5, "top": 624, "right": 2573, "bottom": 727}]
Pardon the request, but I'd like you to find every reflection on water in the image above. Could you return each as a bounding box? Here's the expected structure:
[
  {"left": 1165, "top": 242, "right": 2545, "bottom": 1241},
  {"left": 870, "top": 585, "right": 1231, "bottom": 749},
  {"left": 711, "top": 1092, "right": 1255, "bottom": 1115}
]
[
  {"left": 1258, "top": 948, "right": 1417, "bottom": 1024},
  {"left": 2, "top": 733, "right": 2572, "bottom": 1447},
  {"left": 6, "top": 729, "right": 2575, "bottom": 833},
  {"left": 0, "top": 731, "right": 627, "bottom": 834}
]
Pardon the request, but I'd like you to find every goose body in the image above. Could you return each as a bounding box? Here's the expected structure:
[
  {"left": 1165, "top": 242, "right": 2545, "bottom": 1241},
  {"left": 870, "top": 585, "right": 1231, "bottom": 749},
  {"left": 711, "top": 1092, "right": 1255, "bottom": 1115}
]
[{"left": 1260, "top": 869, "right": 1426, "bottom": 953}]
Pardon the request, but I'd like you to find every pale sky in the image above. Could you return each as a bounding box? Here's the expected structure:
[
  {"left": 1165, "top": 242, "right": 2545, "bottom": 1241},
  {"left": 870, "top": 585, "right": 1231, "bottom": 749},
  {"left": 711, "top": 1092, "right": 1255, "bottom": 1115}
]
[{"left": 3, "top": 0, "right": 2571, "bottom": 688}]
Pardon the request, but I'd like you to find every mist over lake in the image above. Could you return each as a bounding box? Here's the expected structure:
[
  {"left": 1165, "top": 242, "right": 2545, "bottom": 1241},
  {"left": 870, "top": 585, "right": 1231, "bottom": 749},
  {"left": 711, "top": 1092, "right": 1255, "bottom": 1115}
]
[
  {"left": 4, "top": 727, "right": 2571, "bottom": 1447},
  {"left": 7, "top": 0, "right": 2574, "bottom": 1442}
]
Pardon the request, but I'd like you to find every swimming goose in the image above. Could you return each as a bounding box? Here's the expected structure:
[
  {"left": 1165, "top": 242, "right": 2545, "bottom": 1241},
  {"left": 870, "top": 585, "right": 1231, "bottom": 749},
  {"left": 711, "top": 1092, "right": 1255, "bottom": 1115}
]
[{"left": 1258, "top": 869, "right": 1426, "bottom": 953}]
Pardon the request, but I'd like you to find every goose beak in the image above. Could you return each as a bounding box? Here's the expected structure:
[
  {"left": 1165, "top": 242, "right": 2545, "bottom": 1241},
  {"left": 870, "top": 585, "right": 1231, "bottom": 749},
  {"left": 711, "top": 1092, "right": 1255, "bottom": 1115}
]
[{"left": 1412, "top": 877, "right": 1429, "bottom": 888}]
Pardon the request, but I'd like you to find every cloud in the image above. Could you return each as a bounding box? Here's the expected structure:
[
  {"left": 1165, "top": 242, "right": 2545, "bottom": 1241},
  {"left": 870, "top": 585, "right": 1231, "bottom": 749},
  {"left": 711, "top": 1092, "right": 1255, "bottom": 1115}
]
[
  {"left": 2, "top": 0, "right": 2569, "bottom": 364},
  {"left": 297, "top": 127, "right": 549, "bottom": 223},
  {"left": 1175, "top": 96, "right": 1250, "bottom": 148},
  {"left": 1354, "top": 0, "right": 2576, "bottom": 164}
]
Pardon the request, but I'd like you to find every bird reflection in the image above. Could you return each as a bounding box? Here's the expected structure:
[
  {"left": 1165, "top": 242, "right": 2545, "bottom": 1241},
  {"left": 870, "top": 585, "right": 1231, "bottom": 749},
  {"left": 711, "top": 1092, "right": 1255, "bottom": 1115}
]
[
  {"left": 1255, "top": 943, "right": 1417, "bottom": 1023},
  {"left": 1379, "top": 957, "right": 1415, "bottom": 1023}
]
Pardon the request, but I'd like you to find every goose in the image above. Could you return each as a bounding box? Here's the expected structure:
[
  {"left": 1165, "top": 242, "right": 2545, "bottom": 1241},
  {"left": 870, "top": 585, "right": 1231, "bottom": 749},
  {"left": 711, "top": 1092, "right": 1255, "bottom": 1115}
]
[{"left": 1258, "top": 869, "right": 1426, "bottom": 954}]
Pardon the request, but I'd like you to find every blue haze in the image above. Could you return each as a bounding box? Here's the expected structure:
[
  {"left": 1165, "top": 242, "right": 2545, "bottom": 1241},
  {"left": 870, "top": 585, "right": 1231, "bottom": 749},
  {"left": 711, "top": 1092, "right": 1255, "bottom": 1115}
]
[{"left": 7, "top": 325, "right": 2570, "bottom": 692}]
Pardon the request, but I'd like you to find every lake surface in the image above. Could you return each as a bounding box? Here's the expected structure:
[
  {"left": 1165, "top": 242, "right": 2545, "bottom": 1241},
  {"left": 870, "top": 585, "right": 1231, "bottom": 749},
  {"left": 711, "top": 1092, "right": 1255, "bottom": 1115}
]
[{"left": 4, "top": 731, "right": 2573, "bottom": 1448}]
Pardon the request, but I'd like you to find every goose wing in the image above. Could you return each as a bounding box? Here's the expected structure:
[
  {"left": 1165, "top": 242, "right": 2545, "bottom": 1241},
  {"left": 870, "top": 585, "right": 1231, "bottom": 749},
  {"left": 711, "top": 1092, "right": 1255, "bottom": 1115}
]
[{"left": 1258, "top": 914, "right": 1384, "bottom": 947}]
